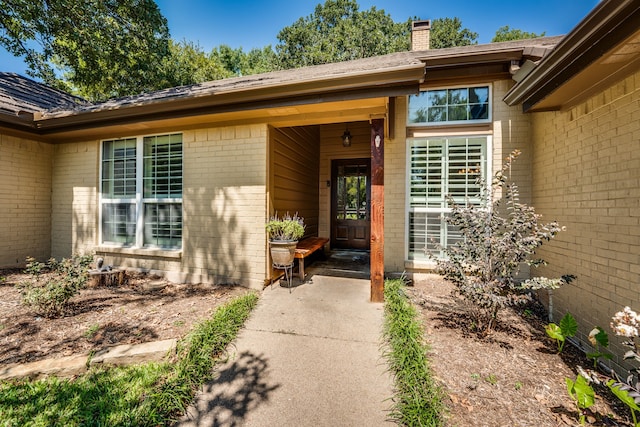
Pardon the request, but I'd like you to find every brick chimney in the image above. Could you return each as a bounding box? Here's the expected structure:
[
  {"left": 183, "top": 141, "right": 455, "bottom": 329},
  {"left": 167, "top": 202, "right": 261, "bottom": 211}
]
[{"left": 411, "top": 20, "right": 431, "bottom": 51}]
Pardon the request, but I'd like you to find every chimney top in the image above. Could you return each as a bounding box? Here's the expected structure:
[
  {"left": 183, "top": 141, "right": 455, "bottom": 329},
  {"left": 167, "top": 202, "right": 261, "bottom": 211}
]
[{"left": 411, "top": 20, "right": 431, "bottom": 51}]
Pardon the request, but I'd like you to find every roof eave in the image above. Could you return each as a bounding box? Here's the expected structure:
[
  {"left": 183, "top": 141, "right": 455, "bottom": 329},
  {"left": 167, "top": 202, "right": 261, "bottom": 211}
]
[
  {"left": 504, "top": 0, "right": 640, "bottom": 111},
  {"left": 33, "top": 62, "right": 426, "bottom": 132}
]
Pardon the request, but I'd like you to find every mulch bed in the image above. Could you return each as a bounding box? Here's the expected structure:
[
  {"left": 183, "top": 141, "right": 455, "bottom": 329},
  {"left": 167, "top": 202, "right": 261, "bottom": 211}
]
[
  {"left": 0, "top": 268, "right": 249, "bottom": 366},
  {"left": 407, "top": 274, "right": 633, "bottom": 427}
]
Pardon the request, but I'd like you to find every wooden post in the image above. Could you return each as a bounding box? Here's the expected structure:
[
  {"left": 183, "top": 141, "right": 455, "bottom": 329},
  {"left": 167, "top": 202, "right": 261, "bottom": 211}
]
[{"left": 370, "top": 118, "right": 384, "bottom": 302}]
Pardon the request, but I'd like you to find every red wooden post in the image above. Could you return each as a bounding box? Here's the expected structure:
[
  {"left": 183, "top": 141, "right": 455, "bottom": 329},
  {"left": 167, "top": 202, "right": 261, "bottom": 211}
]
[{"left": 370, "top": 118, "right": 384, "bottom": 302}]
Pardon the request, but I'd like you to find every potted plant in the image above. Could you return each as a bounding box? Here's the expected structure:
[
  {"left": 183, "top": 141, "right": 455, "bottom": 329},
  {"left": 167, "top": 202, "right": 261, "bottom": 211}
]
[{"left": 266, "top": 212, "right": 305, "bottom": 266}]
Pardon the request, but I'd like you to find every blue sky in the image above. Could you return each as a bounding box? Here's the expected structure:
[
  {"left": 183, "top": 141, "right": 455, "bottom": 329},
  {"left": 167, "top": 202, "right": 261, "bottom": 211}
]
[{"left": 0, "top": 0, "right": 599, "bottom": 76}]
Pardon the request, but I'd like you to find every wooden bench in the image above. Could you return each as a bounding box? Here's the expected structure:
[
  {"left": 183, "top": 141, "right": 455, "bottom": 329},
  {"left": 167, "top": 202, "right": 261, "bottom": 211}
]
[{"left": 295, "top": 237, "right": 329, "bottom": 279}]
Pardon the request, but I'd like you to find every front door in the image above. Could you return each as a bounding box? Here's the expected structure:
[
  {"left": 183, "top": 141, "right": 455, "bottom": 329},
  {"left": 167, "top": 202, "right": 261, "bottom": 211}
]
[{"left": 331, "top": 159, "right": 371, "bottom": 250}]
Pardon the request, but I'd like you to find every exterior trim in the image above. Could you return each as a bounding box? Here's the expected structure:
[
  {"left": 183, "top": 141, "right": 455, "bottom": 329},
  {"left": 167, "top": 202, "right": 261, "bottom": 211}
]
[{"left": 504, "top": 0, "right": 640, "bottom": 111}]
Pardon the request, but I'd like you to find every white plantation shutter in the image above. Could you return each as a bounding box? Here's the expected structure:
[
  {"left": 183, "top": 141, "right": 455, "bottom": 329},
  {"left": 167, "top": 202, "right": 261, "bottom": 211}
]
[
  {"left": 101, "top": 134, "right": 183, "bottom": 249},
  {"left": 408, "top": 136, "right": 488, "bottom": 260}
]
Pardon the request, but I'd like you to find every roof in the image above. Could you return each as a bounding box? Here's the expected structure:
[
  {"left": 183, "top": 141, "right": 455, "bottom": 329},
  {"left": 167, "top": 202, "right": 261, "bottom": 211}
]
[
  {"left": 0, "top": 73, "right": 85, "bottom": 115},
  {"left": 504, "top": 0, "right": 640, "bottom": 111},
  {"left": 40, "top": 50, "right": 425, "bottom": 120},
  {"left": 0, "top": 37, "right": 563, "bottom": 135}
]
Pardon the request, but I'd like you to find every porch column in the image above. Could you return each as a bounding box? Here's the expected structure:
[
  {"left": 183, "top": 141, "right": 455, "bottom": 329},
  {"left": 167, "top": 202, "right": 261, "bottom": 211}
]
[{"left": 370, "top": 118, "right": 384, "bottom": 302}]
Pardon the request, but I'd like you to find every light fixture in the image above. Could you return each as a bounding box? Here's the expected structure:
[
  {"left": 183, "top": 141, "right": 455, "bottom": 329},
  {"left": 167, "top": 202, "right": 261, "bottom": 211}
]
[{"left": 341, "top": 128, "right": 352, "bottom": 147}]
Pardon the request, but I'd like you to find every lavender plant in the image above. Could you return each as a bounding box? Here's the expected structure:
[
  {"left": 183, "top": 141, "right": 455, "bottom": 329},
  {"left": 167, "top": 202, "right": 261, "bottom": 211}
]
[{"left": 434, "top": 150, "right": 574, "bottom": 333}]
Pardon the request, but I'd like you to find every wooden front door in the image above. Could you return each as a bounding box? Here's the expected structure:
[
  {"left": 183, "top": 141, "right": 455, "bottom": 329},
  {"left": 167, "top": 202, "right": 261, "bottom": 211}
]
[{"left": 331, "top": 159, "right": 371, "bottom": 250}]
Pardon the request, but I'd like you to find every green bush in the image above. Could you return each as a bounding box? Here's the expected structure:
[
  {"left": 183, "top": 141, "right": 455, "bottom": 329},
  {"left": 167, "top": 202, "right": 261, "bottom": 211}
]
[{"left": 20, "top": 254, "right": 93, "bottom": 318}]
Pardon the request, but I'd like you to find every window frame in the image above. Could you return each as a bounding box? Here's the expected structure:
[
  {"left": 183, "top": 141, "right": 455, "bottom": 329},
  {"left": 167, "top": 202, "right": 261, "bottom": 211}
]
[
  {"left": 405, "top": 135, "right": 492, "bottom": 261},
  {"left": 99, "top": 133, "right": 183, "bottom": 251},
  {"left": 407, "top": 84, "right": 492, "bottom": 127}
]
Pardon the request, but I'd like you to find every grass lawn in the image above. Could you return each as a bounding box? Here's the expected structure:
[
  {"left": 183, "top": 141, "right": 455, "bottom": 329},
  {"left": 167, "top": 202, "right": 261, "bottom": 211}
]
[{"left": 0, "top": 292, "right": 258, "bottom": 427}]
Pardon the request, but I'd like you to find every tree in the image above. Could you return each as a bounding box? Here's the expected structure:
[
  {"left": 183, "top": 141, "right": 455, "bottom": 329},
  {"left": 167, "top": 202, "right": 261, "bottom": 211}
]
[
  {"left": 276, "top": 0, "right": 411, "bottom": 69},
  {"left": 492, "top": 25, "right": 545, "bottom": 42},
  {"left": 430, "top": 17, "right": 478, "bottom": 49},
  {"left": 161, "top": 40, "right": 232, "bottom": 88},
  {"left": 0, "top": 0, "right": 171, "bottom": 101}
]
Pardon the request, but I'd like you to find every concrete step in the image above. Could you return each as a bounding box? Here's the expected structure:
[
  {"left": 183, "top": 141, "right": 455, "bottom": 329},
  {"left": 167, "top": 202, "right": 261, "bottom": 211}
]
[{"left": 0, "top": 338, "right": 177, "bottom": 381}]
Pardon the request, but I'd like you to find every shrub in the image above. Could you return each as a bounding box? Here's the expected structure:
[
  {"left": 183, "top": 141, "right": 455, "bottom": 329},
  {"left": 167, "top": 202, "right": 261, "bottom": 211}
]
[
  {"left": 433, "top": 150, "right": 574, "bottom": 333},
  {"left": 20, "top": 254, "right": 93, "bottom": 318}
]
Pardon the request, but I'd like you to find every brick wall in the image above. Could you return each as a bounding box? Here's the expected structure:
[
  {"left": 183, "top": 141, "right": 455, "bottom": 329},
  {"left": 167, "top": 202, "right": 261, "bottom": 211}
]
[
  {"left": 181, "top": 124, "right": 268, "bottom": 288},
  {"left": 51, "top": 124, "right": 269, "bottom": 289},
  {"left": 51, "top": 141, "right": 99, "bottom": 259},
  {"left": 384, "top": 98, "right": 408, "bottom": 272},
  {"left": 531, "top": 70, "right": 640, "bottom": 373},
  {"left": 0, "top": 133, "right": 52, "bottom": 266}
]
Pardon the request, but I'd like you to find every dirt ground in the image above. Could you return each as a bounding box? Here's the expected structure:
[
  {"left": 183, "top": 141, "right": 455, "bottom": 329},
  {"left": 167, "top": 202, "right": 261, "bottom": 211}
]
[
  {"left": 408, "top": 274, "right": 632, "bottom": 427},
  {"left": 1, "top": 265, "right": 635, "bottom": 426},
  {"left": 0, "top": 268, "right": 249, "bottom": 366}
]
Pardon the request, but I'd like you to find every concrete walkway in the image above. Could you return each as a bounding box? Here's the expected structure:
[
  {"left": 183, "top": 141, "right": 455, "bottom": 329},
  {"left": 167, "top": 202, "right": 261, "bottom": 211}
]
[{"left": 177, "top": 274, "right": 394, "bottom": 426}]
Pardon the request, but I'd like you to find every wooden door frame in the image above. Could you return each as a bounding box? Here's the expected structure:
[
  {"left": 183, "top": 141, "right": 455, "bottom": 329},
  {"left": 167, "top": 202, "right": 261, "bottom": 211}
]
[{"left": 330, "top": 158, "right": 371, "bottom": 250}]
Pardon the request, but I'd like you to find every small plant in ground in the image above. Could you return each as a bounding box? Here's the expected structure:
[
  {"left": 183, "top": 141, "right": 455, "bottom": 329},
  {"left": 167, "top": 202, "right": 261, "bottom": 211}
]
[
  {"left": 556, "top": 306, "right": 640, "bottom": 426},
  {"left": 546, "top": 312, "right": 578, "bottom": 353},
  {"left": 587, "top": 327, "right": 612, "bottom": 368},
  {"left": 514, "top": 381, "right": 523, "bottom": 391},
  {"left": 484, "top": 374, "right": 498, "bottom": 385},
  {"left": 566, "top": 374, "right": 595, "bottom": 425},
  {"left": 606, "top": 307, "right": 640, "bottom": 426},
  {"left": 432, "top": 150, "right": 574, "bottom": 334},
  {"left": 20, "top": 253, "right": 93, "bottom": 318},
  {"left": 84, "top": 323, "right": 100, "bottom": 339}
]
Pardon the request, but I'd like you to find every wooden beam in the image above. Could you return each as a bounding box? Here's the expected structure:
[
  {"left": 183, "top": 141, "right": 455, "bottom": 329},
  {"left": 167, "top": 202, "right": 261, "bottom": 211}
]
[{"left": 370, "top": 118, "right": 384, "bottom": 302}]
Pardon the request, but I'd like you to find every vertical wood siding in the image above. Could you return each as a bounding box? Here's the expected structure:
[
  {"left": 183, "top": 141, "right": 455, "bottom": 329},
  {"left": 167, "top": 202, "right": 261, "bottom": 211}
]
[{"left": 271, "top": 126, "right": 320, "bottom": 237}]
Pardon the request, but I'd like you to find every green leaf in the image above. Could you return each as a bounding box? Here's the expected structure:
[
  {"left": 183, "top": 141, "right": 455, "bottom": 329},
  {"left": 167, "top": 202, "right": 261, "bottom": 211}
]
[
  {"left": 586, "top": 352, "right": 612, "bottom": 361},
  {"left": 546, "top": 323, "right": 564, "bottom": 341},
  {"left": 607, "top": 380, "right": 640, "bottom": 411},
  {"left": 594, "top": 327, "right": 609, "bottom": 347},
  {"left": 566, "top": 377, "right": 576, "bottom": 398},
  {"left": 559, "top": 313, "right": 578, "bottom": 338},
  {"left": 567, "top": 375, "right": 595, "bottom": 409}
]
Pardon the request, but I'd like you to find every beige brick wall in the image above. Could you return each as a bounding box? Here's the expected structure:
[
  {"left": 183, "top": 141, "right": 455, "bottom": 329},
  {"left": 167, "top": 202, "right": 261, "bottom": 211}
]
[
  {"left": 181, "top": 124, "right": 268, "bottom": 288},
  {"left": 51, "top": 141, "right": 99, "bottom": 259},
  {"left": 385, "top": 98, "right": 409, "bottom": 272},
  {"left": 0, "top": 133, "right": 52, "bottom": 266},
  {"left": 52, "top": 124, "right": 269, "bottom": 289},
  {"left": 530, "top": 70, "right": 640, "bottom": 373}
]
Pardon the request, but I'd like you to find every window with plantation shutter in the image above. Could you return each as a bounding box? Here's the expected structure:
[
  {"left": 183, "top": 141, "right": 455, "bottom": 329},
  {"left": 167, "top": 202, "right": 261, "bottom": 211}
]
[
  {"left": 101, "top": 133, "right": 183, "bottom": 250},
  {"left": 408, "top": 136, "right": 489, "bottom": 260}
]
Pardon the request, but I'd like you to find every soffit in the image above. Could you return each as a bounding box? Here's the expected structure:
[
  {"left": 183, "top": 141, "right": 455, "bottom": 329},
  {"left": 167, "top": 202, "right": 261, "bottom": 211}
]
[
  {"left": 44, "top": 97, "right": 389, "bottom": 143},
  {"left": 529, "top": 29, "right": 640, "bottom": 111},
  {"left": 504, "top": 0, "right": 640, "bottom": 112}
]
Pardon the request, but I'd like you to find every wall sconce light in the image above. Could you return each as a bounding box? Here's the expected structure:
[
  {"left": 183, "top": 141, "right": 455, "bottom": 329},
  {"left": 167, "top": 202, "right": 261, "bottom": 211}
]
[{"left": 341, "top": 128, "right": 352, "bottom": 147}]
